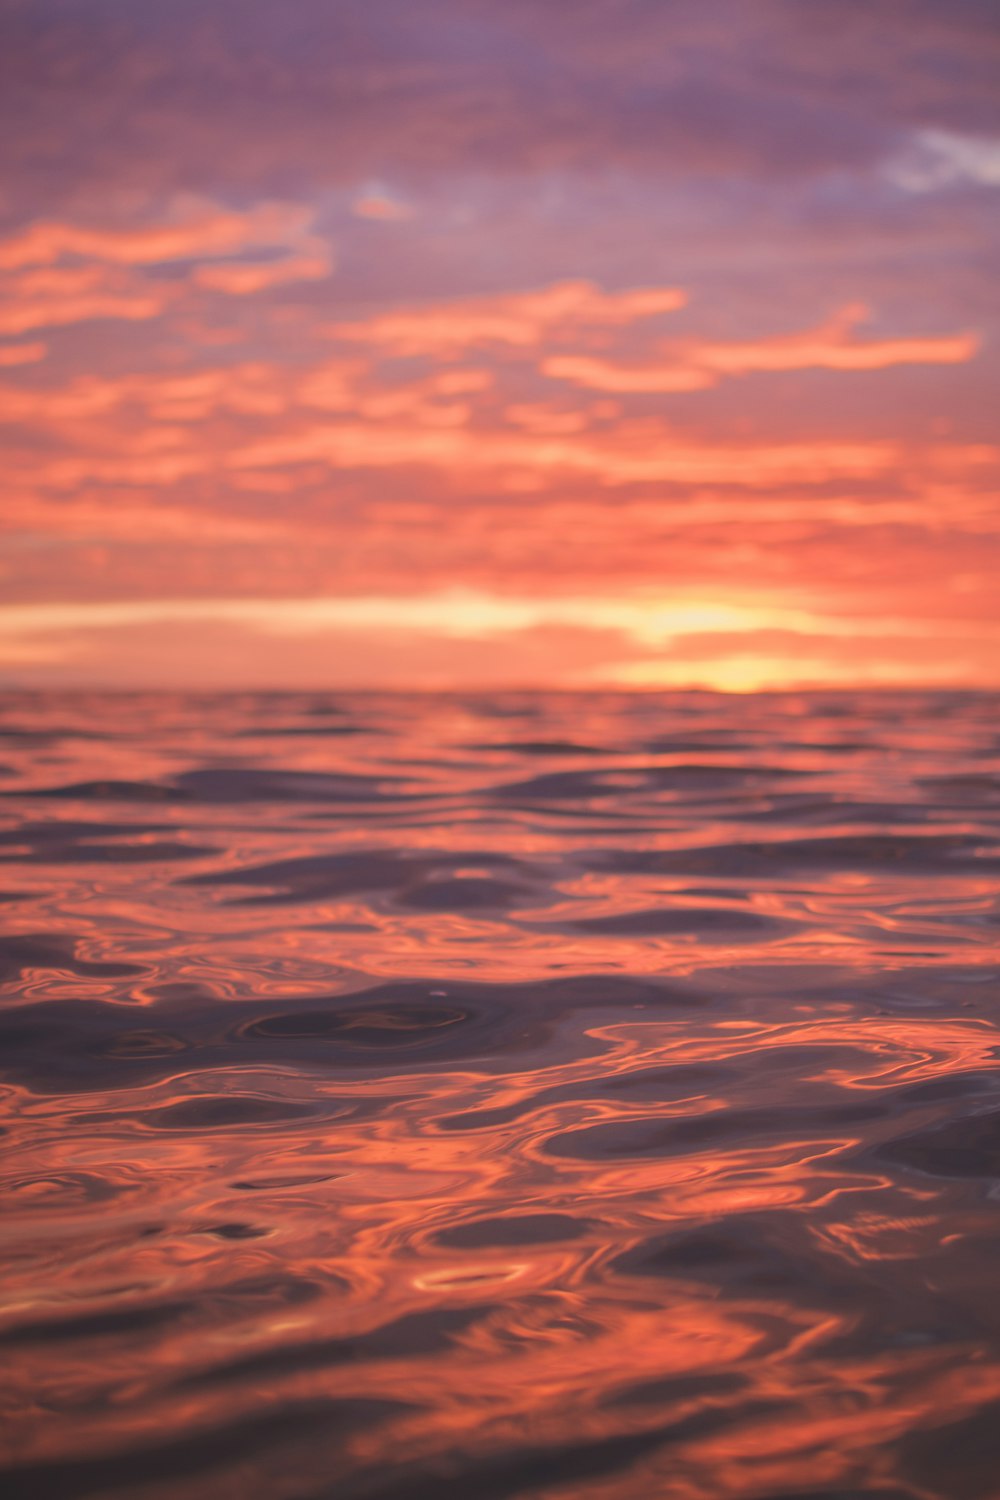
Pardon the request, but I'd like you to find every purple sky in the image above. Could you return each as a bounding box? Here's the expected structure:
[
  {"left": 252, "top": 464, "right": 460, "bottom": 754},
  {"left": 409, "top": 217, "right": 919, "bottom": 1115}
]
[{"left": 1, "top": 0, "right": 998, "bottom": 688}]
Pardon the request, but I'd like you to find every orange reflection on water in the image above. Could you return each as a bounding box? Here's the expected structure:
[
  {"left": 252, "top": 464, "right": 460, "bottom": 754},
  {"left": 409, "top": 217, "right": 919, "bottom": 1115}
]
[{"left": 1, "top": 689, "right": 999, "bottom": 1498}]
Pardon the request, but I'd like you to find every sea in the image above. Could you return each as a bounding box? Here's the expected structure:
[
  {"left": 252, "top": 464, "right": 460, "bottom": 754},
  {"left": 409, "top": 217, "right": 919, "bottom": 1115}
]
[{"left": 1, "top": 689, "right": 999, "bottom": 1500}]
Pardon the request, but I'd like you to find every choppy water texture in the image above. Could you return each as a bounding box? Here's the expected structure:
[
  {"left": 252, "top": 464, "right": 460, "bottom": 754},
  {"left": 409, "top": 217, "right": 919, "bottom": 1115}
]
[{"left": 2, "top": 691, "right": 1000, "bottom": 1500}]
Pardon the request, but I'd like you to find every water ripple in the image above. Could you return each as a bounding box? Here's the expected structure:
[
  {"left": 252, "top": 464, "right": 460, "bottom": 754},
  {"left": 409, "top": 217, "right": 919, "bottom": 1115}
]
[{"left": 1, "top": 689, "right": 999, "bottom": 1499}]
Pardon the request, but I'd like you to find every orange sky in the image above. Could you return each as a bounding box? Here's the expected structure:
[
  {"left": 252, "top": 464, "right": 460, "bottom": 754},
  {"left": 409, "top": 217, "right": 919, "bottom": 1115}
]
[{"left": 1, "top": 1, "right": 998, "bottom": 690}]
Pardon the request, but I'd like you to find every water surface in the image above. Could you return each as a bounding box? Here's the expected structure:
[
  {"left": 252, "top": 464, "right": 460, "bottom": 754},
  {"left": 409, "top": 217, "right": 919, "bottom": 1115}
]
[{"left": 2, "top": 689, "right": 999, "bottom": 1499}]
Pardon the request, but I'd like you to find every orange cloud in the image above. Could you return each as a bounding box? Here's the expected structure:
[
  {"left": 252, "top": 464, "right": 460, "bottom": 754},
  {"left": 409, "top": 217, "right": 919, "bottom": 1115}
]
[
  {"left": 0, "top": 340, "right": 46, "bottom": 366},
  {"left": 2, "top": 265, "right": 996, "bottom": 694},
  {"left": 2, "top": 491, "right": 281, "bottom": 543},
  {"left": 192, "top": 248, "right": 333, "bottom": 295},
  {"left": 0, "top": 200, "right": 317, "bottom": 270},
  {"left": 223, "top": 417, "right": 909, "bottom": 490},
  {"left": 544, "top": 303, "right": 978, "bottom": 392},
  {"left": 698, "top": 303, "right": 978, "bottom": 373},
  {"left": 0, "top": 199, "right": 333, "bottom": 334},
  {"left": 541, "top": 356, "right": 713, "bottom": 392},
  {"left": 333, "top": 280, "right": 687, "bottom": 357},
  {"left": 2, "top": 288, "right": 993, "bottom": 509},
  {"left": 0, "top": 360, "right": 302, "bottom": 426},
  {"left": 351, "top": 191, "right": 413, "bottom": 221},
  {"left": 0, "top": 264, "right": 174, "bottom": 335}
]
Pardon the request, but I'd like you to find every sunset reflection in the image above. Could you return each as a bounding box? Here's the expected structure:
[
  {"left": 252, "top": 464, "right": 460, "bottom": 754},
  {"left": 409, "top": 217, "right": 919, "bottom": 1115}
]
[
  {"left": 2, "top": 3, "right": 1000, "bottom": 1498},
  {"left": 2, "top": 689, "right": 1000, "bottom": 1498}
]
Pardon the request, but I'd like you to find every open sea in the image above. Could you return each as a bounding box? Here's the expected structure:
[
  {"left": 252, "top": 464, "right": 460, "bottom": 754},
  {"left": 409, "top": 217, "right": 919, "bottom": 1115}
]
[{"left": 2, "top": 688, "right": 1000, "bottom": 1500}]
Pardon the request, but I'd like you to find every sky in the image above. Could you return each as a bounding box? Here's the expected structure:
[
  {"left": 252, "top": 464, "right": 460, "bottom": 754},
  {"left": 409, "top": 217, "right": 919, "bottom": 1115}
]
[{"left": 1, "top": 0, "right": 998, "bottom": 691}]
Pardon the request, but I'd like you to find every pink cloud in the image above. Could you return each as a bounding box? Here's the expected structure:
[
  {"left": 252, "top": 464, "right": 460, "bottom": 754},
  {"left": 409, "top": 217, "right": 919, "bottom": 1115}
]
[
  {"left": 544, "top": 303, "right": 979, "bottom": 392},
  {"left": 0, "top": 199, "right": 332, "bottom": 334},
  {"left": 192, "top": 248, "right": 333, "bottom": 295},
  {"left": 0, "top": 201, "right": 317, "bottom": 270},
  {"left": 0, "top": 340, "right": 46, "bottom": 366},
  {"left": 0, "top": 264, "right": 175, "bottom": 336},
  {"left": 332, "top": 281, "right": 687, "bottom": 357}
]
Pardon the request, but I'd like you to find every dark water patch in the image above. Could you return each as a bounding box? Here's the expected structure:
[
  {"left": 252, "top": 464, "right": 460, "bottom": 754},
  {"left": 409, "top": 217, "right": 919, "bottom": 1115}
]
[
  {"left": 547, "top": 1100, "right": 884, "bottom": 1161},
  {"left": 0, "top": 1399, "right": 409, "bottom": 1500},
  {"left": 0, "top": 727, "right": 65, "bottom": 743},
  {"left": 304, "top": 701, "right": 350, "bottom": 716},
  {"left": 0, "top": 934, "right": 144, "bottom": 985},
  {"left": 606, "top": 1223, "right": 874, "bottom": 1314},
  {"left": 0, "top": 993, "right": 461, "bottom": 1091},
  {"left": 809, "top": 969, "right": 1000, "bottom": 1018},
  {"left": 611, "top": 1225, "right": 800, "bottom": 1285},
  {"left": 748, "top": 1492, "right": 918, "bottom": 1500},
  {"left": 591, "top": 832, "right": 1000, "bottom": 877},
  {"left": 207, "top": 1273, "right": 328, "bottom": 1310},
  {"left": 333, "top": 1404, "right": 781, "bottom": 1500},
  {"left": 783, "top": 740, "right": 877, "bottom": 755},
  {"left": 900, "top": 1399, "right": 1000, "bottom": 1498},
  {"left": 174, "top": 767, "right": 415, "bottom": 804},
  {"left": 493, "top": 763, "right": 809, "bottom": 803},
  {"left": 178, "top": 1305, "right": 487, "bottom": 1390},
  {"left": 1, "top": 838, "right": 219, "bottom": 864},
  {"left": 181, "top": 848, "right": 539, "bottom": 907},
  {"left": 6, "top": 779, "right": 186, "bottom": 803},
  {"left": 238, "top": 724, "right": 373, "bottom": 737},
  {"left": 735, "top": 796, "right": 943, "bottom": 827},
  {"left": 897, "top": 1071, "right": 1000, "bottom": 1105},
  {"left": 438, "top": 1061, "right": 727, "bottom": 1132},
  {"left": 916, "top": 773, "right": 1000, "bottom": 804},
  {"left": 226, "top": 977, "right": 637, "bottom": 1072},
  {"left": 231, "top": 1173, "right": 341, "bottom": 1191},
  {"left": 601, "top": 1370, "right": 747, "bottom": 1409},
  {"left": 0, "top": 1299, "right": 191, "bottom": 1347},
  {"left": 182, "top": 848, "right": 418, "bottom": 902},
  {"left": 0, "top": 819, "right": 179, "bottom": 847},
  {"left": 98, "top": 1094, "right": 336, "bottom": 1130},
  {"left": 879, "top": 1108, "right": 1000, "bottom": 1178},
  {"left": 465, "top": 739, "right": 607, "bottom": 756},
  {"left": 0, "top": 975, "right": 697, "bottom": 1091},
  {"left": 6, "top": 768, "right": 419, "bottom": 806},
  {"left": 641, "top": 737, "right": 766, "bottom": 753},
  {"left": 434, "top": 1213, "right": 589, "bottom": 1248},
  {"left": 4, "top": 1170, "right": 126, "bottom": 1208},
  {"left": 198, "top": 1221, "right": 270, "bottom": 1239},
  {"left": 395, "top": 875, "right": 542, "bottom": 912},
  {"left": 551, "top": 906, "right": 782, "bottom": 938},
  {"left": 241, "top": 999, "right": 473, "bottom": 1051},
  {"left": 92, "top": 1029, "right": 191, "bottom": 1059}
]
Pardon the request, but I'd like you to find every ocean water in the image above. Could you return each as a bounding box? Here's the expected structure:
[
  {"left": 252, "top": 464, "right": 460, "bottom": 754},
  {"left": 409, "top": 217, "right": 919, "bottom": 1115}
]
[{"left": 1, "top": 689, "right": 999, "bottom": 1500}]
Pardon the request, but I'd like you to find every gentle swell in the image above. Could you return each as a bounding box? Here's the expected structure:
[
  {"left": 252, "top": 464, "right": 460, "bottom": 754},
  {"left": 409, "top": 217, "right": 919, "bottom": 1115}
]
[{"left": 0, "top": 688, "right": 999, "bottom": 1500}]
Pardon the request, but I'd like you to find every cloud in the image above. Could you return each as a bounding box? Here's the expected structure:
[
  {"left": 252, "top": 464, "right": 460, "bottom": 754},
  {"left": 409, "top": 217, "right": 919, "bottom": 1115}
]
[
  {"left": 541, "top": 357, "right": 713, "bottom": 394},
  {"left": 0, "top": 279, "right": 991, "bottom": 514},
  {"left": 4, "top": 0, "right": 998, "bottom": 213},
  {"left": 0, "top": 341, "right": 46, "bottom": 366},
  {"left": 0, "top": 201, "right": 318, "bottom": 270},
  {"left": 1, "top": 4, "right": 997, "bottom": 690},
  {"left": 192, "top": 248, "right": 333, "bottom": 295},
  {"left": 332, "top": 281, "right": 686, "bottom": 357},
  {"left": 351, "top": 189, "right": 414, "bottom": 221},
  {"left": 0, "top": 264, "right": 175, "bottom": 336},
  {"left": 223, "top": 420, "right": 908, "bottom": 491},
  {"left": 887, "top": 128, "right": 1000, "bottom": 191},
  {"left": 0, "top": 198, "right": 332, "bottom": 334},
  {"left": 544, "top": 304, "right": 978, "bottom": 392}
]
